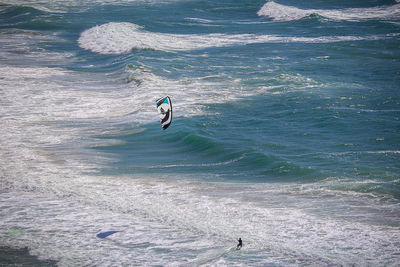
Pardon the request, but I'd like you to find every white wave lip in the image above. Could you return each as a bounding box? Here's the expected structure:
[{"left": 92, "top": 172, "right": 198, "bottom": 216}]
[
  {"left": 78, "top": 22, "right": 269, "bottom": 54},
  {"left": 258, "top": 1, "right": 400, "bottom": 22},
  {"left": 79, "top": 22, "right": 385, "bottom": 54}
]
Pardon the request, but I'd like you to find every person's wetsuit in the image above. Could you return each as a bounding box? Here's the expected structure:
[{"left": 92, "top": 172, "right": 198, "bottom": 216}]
[{"left": 237, "top": 238, "right": 242, "bottom": 249}]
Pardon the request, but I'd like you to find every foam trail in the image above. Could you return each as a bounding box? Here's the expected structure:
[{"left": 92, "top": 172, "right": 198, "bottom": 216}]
[
  {"left": 258, "top": 1, "right": 400, "bottom": 22},
  {"left": 78, "top": 22, "right": 389, "bottom": 54},
  {"left": 0, "top": 0, "right": 173, "bottom": 13}
]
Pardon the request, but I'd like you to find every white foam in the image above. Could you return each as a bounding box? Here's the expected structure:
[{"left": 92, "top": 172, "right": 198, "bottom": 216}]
[
  {"left": 78, "top": 22, "right": 389, "bottom": 54},
  {"left": 365, "top": 150, "right": 400, "bottom": 155},
  {"left": 0, "top": 30, "right": 75, "bottom": 65},
  {"left": 2, "top": 13, "right": 400, "bottom": 267},
  {"left": 258, "top": 1, "right": 400, "bottom": 22},
  {"left": 258, "top": 1, "right": 310, "bottom": 22},
  {"left": 2, "top": 177, "right": 400, "bottom": 266},
  {"left": 0, "top": 0, "right": 176, "bottom": 13},
  {"left": 2, "top": 68, "right": 400, "bottom": 265}
]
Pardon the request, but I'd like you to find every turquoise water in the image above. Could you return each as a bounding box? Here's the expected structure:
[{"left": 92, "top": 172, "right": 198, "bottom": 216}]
[{"left": 1, "top": 0, "right": 400, "bottom": 266}]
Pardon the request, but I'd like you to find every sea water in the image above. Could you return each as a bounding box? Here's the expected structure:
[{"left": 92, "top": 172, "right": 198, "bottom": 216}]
[{"left": 0, "top": 0, "right": 399, "bottom": 266}]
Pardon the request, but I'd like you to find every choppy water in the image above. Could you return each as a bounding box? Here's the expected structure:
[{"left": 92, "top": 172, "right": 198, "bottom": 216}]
[{"left": 1, "top": 0, "right": 400, "bottom": 266}]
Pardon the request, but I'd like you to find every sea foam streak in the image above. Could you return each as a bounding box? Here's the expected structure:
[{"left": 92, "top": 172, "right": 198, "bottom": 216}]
[
  {"left": 0, "top": 0, "right": 173, "bottom": 13},
  {"left": 258, "top": 1, "right": 400, "bottom": 22},
  {"left": 78, "top": 22, "right": 387, "bottom": 54}
]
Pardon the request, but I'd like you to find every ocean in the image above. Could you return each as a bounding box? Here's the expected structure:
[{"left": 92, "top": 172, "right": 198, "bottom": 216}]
[{"left": 1, "top": 0, "right": 399, "bottom": 266}]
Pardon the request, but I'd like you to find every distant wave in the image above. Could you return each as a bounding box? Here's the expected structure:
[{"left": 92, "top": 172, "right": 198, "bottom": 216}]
[
  {"left": 78, "top": 22, "right": 392, "bottom": 54},
  {"left": 258, "top": 1, "right": 400, "bottom": 22},
  {"left": 0, "top": 0, "right": 162, "bottom": 13}
]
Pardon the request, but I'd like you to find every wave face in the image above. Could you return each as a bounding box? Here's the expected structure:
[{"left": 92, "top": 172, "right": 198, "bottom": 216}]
[
  {"left": 1, "top": 0, "right": 400, "bottom": 266},
  {"left": 258, "top": 1, "right": 400, "bottom": 22}
]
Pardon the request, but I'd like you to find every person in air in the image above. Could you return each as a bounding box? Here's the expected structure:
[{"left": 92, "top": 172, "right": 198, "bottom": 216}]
[{"left": 237, "top": 238, "right": 243, "bottom": 249}]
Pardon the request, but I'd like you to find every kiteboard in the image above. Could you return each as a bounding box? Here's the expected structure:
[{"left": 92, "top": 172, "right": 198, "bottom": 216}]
[
  {"left": 96, "top": 230, "right": 121, "bottom": 239},
  {"left": 156, "top": 96, "right": 172, "bottom": 130}
]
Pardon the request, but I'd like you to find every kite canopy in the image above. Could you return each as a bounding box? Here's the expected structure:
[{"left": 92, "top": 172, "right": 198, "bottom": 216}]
[{"left": 156, "top": 96, "right": 173, "bottom": 130}]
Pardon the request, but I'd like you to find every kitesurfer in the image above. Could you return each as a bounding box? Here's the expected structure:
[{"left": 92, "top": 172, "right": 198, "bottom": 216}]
[{"left": 237, "top": 238, "right": 242, "bottom": 249}]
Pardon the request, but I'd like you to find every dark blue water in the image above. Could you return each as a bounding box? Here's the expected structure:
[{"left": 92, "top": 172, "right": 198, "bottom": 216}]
[{"left": 1, "top": 0, "right": 399, "bottom": 265}]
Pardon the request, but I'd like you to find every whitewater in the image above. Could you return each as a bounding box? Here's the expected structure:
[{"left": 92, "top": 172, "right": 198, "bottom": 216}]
[{"left": 1, "top": 0, "right": 400, "bottom": 266}]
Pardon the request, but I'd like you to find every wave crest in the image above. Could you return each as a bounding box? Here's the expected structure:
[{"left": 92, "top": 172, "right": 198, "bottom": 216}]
[
  {"left": 257, "top": 2, "right": 311, "bottom": 22},
  {"left": 78, "top": 22, "right": 391, "bottom": 54},
  {"left": 258, "top": 1, "right": 400, "bottom": 22}
]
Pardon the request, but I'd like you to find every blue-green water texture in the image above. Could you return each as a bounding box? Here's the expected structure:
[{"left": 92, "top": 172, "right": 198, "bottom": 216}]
[{"left": 1, "top": 0, "right": 400, "bottom": 266}]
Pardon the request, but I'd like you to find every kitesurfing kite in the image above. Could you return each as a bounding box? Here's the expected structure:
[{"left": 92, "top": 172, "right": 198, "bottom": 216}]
[{"left": 156, "top": 96, "right": 172, "bottom": 130}]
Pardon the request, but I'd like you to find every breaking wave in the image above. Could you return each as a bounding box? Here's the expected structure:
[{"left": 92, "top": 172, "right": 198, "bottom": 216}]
[
  {"left": 78, "top": 22, "right": 390, "bottom": 54},
  {"left": 257, "top": 1, "right": 400, "bottom": 22}
]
